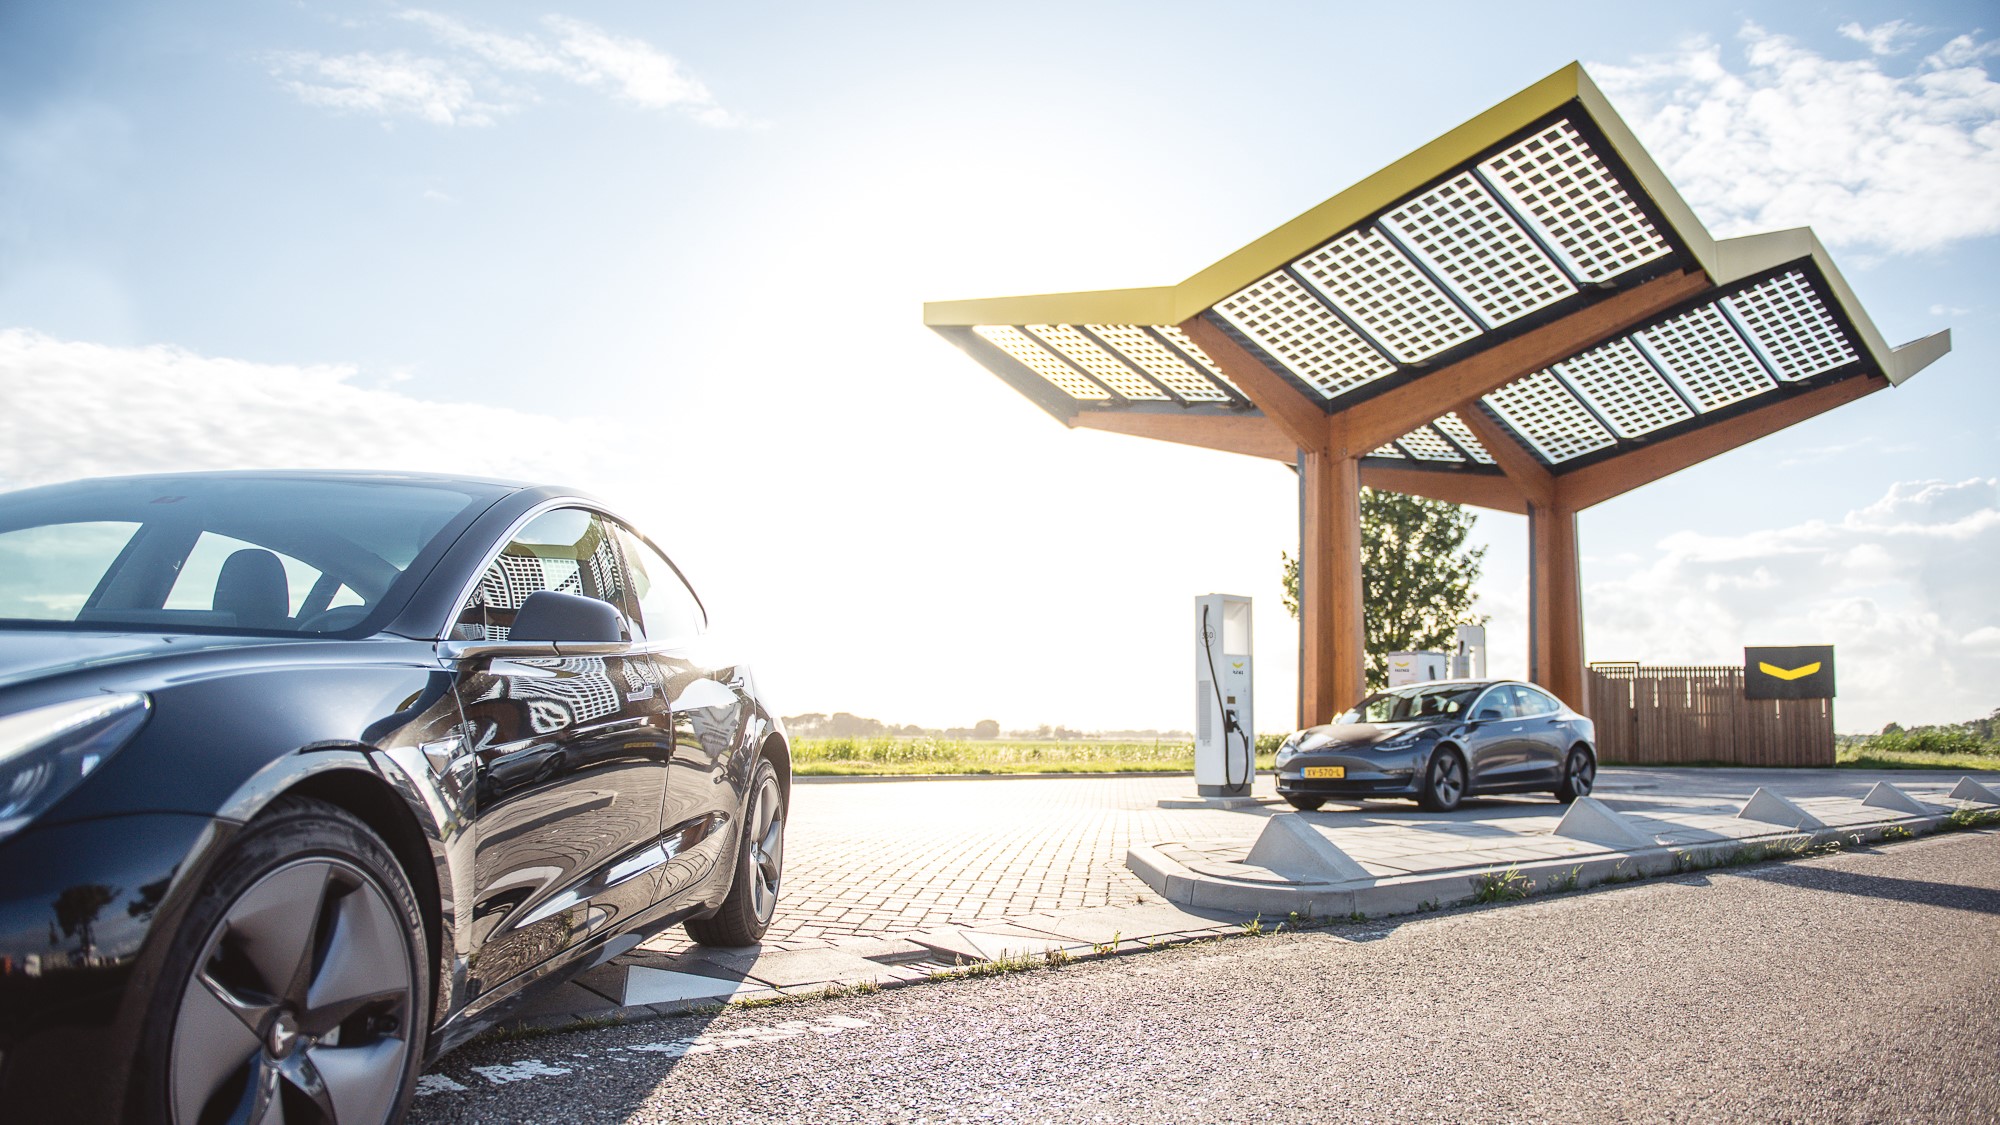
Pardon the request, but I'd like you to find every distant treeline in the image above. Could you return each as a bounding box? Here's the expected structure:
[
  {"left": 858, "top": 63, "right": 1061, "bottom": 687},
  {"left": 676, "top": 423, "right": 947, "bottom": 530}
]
[
  {"left": 1837, "top": 707, "right": 1999, "bottom": 756},
  {"left": 781, "top": 711, "right": 1191, "bottom": 742}
]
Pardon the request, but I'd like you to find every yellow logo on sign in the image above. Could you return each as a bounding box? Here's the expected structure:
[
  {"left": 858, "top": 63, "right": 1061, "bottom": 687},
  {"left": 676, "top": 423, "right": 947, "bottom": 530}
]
[{"left": 1758, "top": 661, "right": 1822, "bottom": 681}]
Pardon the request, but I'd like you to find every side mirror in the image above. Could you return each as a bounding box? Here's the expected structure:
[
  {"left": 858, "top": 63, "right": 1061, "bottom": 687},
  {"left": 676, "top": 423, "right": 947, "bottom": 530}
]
[
  {"left": 509, "top": 591, "right": 627, "bottom": 643},
  {"left": 1473, "top": 706, "right": 1504, "bottom": 723}
]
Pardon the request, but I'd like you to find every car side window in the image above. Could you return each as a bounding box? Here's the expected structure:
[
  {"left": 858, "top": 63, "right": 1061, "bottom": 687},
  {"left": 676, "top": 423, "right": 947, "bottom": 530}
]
[
  {"left": 616, "top": 524, "right": 705, "bottom": 644},
  {"left": 1473, "top": 687, "right": 1516, "bottom": 720},
  {"left": 453, "top": 508, "right": 636, "bottom": 641},
  {"left": 1516, "top": 686, "right": 1559, "bottom": 716}
]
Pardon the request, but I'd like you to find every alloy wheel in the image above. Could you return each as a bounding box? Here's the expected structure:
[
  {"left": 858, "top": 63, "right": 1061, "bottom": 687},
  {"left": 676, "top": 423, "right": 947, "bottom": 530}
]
[
  {"left": 747, "top": 773, "right": 785, "bottom": 923},
  {"left": 1434, "top": 756, "right": 1465, "bottom": 806},
  {"left": 1569, "top": 753, "right": 1595, "bottom": 797},
  {"left": 170, "top": 858, "right": 415, "bottom": 1125}
]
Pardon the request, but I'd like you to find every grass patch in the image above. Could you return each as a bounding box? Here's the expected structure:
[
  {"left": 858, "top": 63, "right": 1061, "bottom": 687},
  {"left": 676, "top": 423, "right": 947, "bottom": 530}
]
[
  {"left": 794, "top": 735, "right": 1275, "bottom": 777},
  {"left": 1471, "top": 866, "right": 1534, "bottom": 903},
  {"left": 1836, "top": 745, "right": 2000, "bottom": 772}
]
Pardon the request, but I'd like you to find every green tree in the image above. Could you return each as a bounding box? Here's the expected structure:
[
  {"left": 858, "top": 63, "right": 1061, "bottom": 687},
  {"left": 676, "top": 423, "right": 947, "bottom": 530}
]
[{"left": 1282, "top": 487, "right": 1487, "bottom": 691}]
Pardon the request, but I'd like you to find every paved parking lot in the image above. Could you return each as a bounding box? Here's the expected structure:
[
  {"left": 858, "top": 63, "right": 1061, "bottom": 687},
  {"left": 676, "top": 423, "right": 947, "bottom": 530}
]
[{"left": 642, "top": 766, "right": 1994, "bottom": 954}]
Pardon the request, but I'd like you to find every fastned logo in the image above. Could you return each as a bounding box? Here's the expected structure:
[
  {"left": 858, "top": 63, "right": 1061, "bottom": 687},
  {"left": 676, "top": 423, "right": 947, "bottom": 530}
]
[
  {"left": 1744, "top": 646, "right": 1835, "bottom": 700},
  {"left": 1757, "top": 660, "right": 1822, "bottom": 682}
]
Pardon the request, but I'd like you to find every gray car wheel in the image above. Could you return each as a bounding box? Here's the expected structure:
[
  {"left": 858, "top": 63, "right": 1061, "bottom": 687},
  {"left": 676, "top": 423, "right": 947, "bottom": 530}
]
[
  {"left": 1555, "top": 747, "right": 1597, "bottom": 804},
  {"left": 1418, "top": 749, "right": 1467, "bottom": 812},
  {"left": 686, "top": 757, "right": 785, "bottom": 947},
  {"left": 135, "top": 797, "right": 427, "bottom": 1125}
]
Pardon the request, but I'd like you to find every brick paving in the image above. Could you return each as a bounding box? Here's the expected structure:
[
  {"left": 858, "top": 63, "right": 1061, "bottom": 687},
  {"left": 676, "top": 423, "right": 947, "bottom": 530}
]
[{"left": 641, "top": 774, "right": 1283, "bottom": 954}]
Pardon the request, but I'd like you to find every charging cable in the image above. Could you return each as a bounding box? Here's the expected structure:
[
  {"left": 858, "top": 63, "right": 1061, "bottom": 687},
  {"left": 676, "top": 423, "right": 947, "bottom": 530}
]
[{"left": 1200, "top": 604, "right": 1251, "bottom": 792}]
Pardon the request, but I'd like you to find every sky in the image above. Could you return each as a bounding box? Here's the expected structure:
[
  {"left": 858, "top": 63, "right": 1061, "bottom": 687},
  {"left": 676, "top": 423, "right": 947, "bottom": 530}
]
[{"left": 1, "top": 1, "right": 1995, "bottom": 735}]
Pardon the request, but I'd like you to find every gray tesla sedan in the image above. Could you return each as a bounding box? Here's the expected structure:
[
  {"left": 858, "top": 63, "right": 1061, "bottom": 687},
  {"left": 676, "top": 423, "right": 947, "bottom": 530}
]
[{"left": 1272, "top": 680, "right": 1596, "bottom": 812}]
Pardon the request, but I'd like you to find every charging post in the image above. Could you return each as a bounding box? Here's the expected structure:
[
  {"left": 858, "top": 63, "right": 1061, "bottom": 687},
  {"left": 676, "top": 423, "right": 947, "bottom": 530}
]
[{"left": 1194, "top": 594, "right": 1255, "bottom": 798}]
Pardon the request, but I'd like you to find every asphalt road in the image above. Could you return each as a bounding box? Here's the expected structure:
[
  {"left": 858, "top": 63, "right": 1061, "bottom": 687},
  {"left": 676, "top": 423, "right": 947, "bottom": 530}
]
[{"left": 411, "top": 830, "right": 2000, "bottom": 1124}]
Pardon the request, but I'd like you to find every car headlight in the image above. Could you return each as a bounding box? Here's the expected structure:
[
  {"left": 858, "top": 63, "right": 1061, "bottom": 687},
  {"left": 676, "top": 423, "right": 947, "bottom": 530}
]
[
  {"left": 1274, "top": 735, "right": 1302, "bottom": 764},
  {"left": 0, "top": 693, "right": 150, "bottom": 843}
]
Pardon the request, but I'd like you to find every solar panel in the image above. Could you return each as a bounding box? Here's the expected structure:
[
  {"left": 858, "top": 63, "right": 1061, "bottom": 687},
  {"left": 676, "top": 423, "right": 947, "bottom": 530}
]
[
  {"left": 1478, "top": 119, "right": 1671, "bottom": 283},
  {"left": 972, "top": 325, "right": 1111, "bottom": 400},
  {"left": 1156, "top": 325, "right": 1248, "bottom": 397},
  {"left": 1483, "top": 372, "right": 1617, "bottom": 463},
  {"left": 1395, "top": 425, "right": 1467, "bottom": 462},
  {"left": 1552, "top": 337, "right": 1695, "bottom": 438},
  {"left": 1214, "top": 271, "right": 1396, "bottom": 398},
  {"left": 1383, "top": 172, "right": 1577, "bottom": 328},
  {"left": 1084, "top": 325, "right": 1233, "bottom": 402},
  {"left": 1636, "top": 304, "right": 1775, "bottom": 411},
  {"left": 1026, "top": 324, "right": 1169, "bottom": 401},
  {"left": 1433, "top": 411, "right": 1495, "bottom": 464},
  {"left": 1723, "top": 271, "right": 1859, "bottom": 382},
  {"left": 1292, "top": 227, "right": 1483, "bottom": 363}
]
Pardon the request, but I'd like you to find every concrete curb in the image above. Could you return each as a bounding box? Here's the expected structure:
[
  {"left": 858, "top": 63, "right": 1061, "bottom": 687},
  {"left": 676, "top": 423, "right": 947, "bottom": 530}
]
[{"left": 1126, "top": 810, "right": 1959, "bottom": 920}]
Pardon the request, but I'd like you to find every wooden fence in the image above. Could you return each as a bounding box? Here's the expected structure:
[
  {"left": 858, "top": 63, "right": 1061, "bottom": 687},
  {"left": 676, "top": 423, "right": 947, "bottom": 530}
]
[{"left": 1585, "top": 663, "right": 1833, "bottom": 767}]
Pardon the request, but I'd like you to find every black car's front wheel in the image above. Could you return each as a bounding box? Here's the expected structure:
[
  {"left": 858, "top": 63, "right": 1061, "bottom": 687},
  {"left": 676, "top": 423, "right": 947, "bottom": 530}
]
[
  {"left": 134, "top": 796, "right": 428, "bottom": 1125},
  {"left": 1284, "top": 794, "right": 1327, "bottom": 812},
  {"left": 1555, "top": 747, "right": 1597, "bottom": 804},
  {"left": 1417, "top": 749, "right": 1467, "bottom": 812},
  {"left": 686, "top": 756, "right": 786, "bottom": 947}
]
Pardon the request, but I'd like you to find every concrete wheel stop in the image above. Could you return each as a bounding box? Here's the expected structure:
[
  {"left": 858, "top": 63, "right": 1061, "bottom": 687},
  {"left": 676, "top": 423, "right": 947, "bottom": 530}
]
[{"left": 1950, "top": 776, "right": 2000, "bottom": 805}]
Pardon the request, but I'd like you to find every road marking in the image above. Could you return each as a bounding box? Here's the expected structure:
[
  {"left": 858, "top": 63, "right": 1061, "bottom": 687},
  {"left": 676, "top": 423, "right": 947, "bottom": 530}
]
[{"left": 418, "top": 1015, "right": 875, "bottom": 1096}]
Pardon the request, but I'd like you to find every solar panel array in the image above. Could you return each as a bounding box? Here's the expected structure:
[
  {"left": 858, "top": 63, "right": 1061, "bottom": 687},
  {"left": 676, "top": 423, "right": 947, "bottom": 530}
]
[
  {"left": 960, "top": 112, "right": 1864, "bottom": 470},
  {"left": 1478, "top": 270, "right": 1861, "bottom": 464}
]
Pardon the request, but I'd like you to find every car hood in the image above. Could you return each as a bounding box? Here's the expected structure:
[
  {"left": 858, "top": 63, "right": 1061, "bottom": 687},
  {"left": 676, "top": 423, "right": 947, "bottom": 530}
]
[
  {"left": 0, "top": 629, "right": 301, "bottom": 693},
  {"left": 1295, "top": 719, "right": 1447, "bottom": 751}
]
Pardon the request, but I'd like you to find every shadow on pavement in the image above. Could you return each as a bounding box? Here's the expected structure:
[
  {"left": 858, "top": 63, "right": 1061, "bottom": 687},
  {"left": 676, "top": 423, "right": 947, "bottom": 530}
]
[{"left": 1737, "top": 864, "right": 2000, "bottom": 916}]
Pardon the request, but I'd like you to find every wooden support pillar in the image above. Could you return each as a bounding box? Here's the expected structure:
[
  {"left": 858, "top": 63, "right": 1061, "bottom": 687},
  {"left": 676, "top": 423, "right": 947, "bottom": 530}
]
[
  {"left": 1528, "top": 503, "right": 1586, "bottom": 715},
  {"left": 1299, "top": 448, "right": 1365, "bottom": 728}
]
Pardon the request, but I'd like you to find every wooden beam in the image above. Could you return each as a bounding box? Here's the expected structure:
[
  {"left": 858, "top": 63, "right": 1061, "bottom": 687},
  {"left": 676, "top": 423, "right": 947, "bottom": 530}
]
[
  {"left": 1360, "top": 465, "right": 1528, "bottom": 514},
  {"left": 1528, "top": 503, "right": 1587, "bottom": 716},
  {"left": 1299, "top": 450, "right": 1365, "bottom": 727},
  {"left": 1455, "top": 406, "right": 1555, "bottom": 509},
  {"left": 1179, "top": 315, "right": 1330, "bottom": 455},
  {"left": 1342, "top": 269, "right": 1713, "bottom": 453},
  {"left": 1070, "top": 411, "right": 1294, "bottom": 462},
  {"left": 1556, "top": 375, "right": 1890, "bottom": 510}
]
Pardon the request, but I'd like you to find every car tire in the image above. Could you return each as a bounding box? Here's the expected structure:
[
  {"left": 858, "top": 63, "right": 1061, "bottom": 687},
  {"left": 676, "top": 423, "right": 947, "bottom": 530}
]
[
  {"left": 130, "top": 796, "right": 428, "bottom": 1125},
  {"left": 1284, "top": 795, "right": 1326, "bottom": 812},
  {"left": 1417, "top": 749, "right": 1467, "bottom": 812},
  {"left": 686, "top": 756, "right": 786, "bottom": 947},
  {"left": 1554, "top": 746, "right": 1597, "bottom": 804}
]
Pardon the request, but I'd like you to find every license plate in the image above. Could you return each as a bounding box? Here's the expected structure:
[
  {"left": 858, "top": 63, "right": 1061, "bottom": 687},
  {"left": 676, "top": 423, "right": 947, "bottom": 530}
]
[{"left": 1303, "top": 766, "right": 1345, "bottom": 779}]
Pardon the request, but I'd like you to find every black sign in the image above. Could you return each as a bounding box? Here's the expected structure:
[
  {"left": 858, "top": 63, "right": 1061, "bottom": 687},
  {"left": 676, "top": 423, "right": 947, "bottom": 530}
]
[{"left": 1744, "top": 645, "right": 1836, "bottom": 700}]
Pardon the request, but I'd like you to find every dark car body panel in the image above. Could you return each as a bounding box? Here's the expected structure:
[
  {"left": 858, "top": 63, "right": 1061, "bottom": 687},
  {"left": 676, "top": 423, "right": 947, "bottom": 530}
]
[
  {"left": 0, "top": 472, "right": 788, "bottom": 1120},
  {"left": 1275, "top": 680, "right": 1592, "bottom": 804}
]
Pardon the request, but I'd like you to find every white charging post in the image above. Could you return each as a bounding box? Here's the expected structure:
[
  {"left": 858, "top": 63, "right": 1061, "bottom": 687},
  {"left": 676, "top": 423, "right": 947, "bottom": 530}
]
[{"left": 1194, "top": 594, "right": 1254, "bottom": 797}]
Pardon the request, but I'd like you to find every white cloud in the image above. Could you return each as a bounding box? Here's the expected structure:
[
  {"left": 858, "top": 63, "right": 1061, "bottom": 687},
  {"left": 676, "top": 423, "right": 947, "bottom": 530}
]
[
  {"left": 268, "top": 10, "right": 738, "bottom": 128},
  {"left": 1837, "top": 20, "right": 1929, "bottom": 56},
  {"left": 1594, "top": 23, "right": 2000, "bottom": 255},
  {"left": 272, "top": 49, "right": 502, "bottom": 127},
  {"left": 1585, "top": 478, "right": 2000, "bottom": 731},
  {"left": 0, "top": 328, "right": 628, "bottom": 490}
]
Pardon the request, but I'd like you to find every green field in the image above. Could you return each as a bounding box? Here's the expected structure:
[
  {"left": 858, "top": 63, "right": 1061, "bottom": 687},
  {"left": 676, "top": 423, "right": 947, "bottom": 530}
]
[
  {"left": 1836, "top": 744, "right": 2000, "bottom": 772},
  {"left": 792, "top": 736, "right": 1279, "bottom": 777}
]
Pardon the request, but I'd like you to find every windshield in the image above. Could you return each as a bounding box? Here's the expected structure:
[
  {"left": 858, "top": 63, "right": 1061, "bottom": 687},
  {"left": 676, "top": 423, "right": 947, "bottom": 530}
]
[
  {"left": 1336, "top": 684, "right": 1483, "bottom": 724},
  {"left": 0, "top": 475, "right": 492, "bottom": 636}
]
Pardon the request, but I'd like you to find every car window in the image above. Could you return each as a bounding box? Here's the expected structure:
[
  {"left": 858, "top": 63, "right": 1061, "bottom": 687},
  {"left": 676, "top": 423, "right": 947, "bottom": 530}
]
[
  {"left": 0, "top": 521, "right": 140, "bottom": 621},
  {"left": 1340, "top": 684, "right": 1479, "bottom": 723},
  {"left": 454, "top": 508, "right": 637, "bottom": 642},
  {"left": 1515, "top": 685, "right": 1559, "bottom": 716},
  {"left": 616, "top": 524, "right": 704, "bottom": 644},
  {"left": 1472, "top": 687, "right": 1517, "bottom": 720},
  {"left": 0, "top": 476, "right": 484, "bottom": 636},
  {"left": 164, "top": 532, "right": 323, "bottom": 617}
]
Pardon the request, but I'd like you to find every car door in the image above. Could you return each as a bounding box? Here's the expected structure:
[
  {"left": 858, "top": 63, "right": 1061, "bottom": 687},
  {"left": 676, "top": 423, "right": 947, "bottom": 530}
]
[
  {"left": 616, "top": 524, "right": 745, "bottom": 907},
  {"left": 449, "top": 507, "right": 677, "bottom": 998},
  {"left": 1512, "top": 685, "right": 1568, "bottom": 783},
  {"left": 1464, "top": 685, "right": 1533, "bottom": 787}
]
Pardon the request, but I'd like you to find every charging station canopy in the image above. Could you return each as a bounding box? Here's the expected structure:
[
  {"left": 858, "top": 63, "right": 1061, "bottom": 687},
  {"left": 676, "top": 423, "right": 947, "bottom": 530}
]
[{"left": 925, "top": 63, "right": 1949, "bottom": 728}]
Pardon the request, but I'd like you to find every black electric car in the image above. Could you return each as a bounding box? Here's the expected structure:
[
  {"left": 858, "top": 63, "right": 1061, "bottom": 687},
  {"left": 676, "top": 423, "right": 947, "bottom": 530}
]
[
  {"left": 0, "top": 472, "right": 791, "bottom": 1123},
  {"left": 1273, "top": 679, "right": 1596, "bottom": 812}
]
